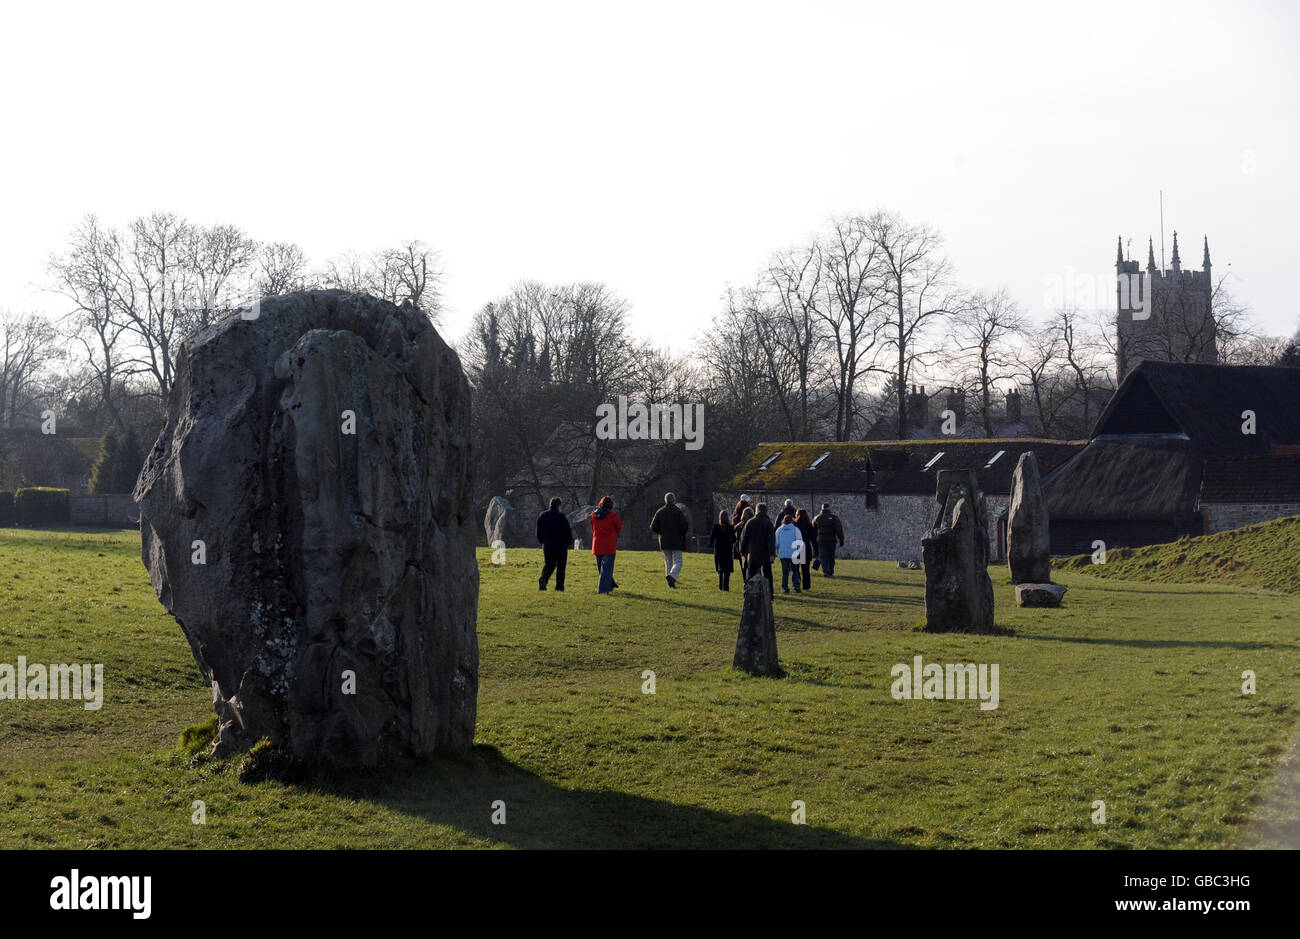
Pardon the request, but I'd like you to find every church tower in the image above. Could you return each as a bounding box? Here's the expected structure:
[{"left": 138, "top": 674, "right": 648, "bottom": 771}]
[{"left": 1115, "top": 231, "right": 1218, "bottom": 382}]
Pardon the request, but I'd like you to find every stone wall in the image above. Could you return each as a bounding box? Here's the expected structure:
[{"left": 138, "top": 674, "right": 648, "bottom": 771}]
[
  {"left": 70, "top": 494, "right": 139, "bottom": 527},
  {"left": 713, "top": 489, "right": 1007, "bottom": 563},
  {"left": 1203, "top": 502, "right": 1300, "bottom": 534}
]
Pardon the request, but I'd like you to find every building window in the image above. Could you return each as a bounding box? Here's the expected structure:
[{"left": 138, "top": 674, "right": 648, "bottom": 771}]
[
  {"left": 758, "top": 450, "right": 782, "bottom": 471},
  {"left": 809, "top": 451, "right": 831, "bottom": 470},
  {"left": 921, "top": 452, "right": 944, "bottom": 472}
]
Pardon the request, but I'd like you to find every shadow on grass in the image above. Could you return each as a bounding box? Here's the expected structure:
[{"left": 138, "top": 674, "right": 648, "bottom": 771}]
[
  {"left": 1015, "top": 632, "right": 1294, "bottom": 651},
  {"left": 313, "top": 745, "right": 905, "bottom": 849}
]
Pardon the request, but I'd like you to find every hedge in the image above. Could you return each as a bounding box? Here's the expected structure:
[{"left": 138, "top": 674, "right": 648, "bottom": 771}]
[
  {"left": 13, "top": 487, "right": 71, "bottom": 526},
  {"left": 0, "top": 491, "right": 12, "bottom": 526}
]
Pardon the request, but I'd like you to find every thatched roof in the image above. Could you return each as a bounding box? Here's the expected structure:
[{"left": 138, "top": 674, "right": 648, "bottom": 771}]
[
  {"left": 724, "top": 439, "right": 1086, "bottom": 497},
  {"left": 1094, "top": 361, "right": 1300, "bottom": 453},
  {"left": 1044, "top": 437, "right": 1202, "bottom": 521}
]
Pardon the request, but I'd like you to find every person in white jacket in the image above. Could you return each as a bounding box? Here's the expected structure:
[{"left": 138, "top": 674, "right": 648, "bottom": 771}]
[{"left": 775, "top": 513, "right": 803, "bottom": 594}]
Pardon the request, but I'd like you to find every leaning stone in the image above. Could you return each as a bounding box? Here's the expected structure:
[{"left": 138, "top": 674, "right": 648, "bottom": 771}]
[
  {"left": 733, "top": 575, "right": 782, "bottom": 677},
  {"left": 135, "top": 290, "right": 479, "bottom": 769},
  {"left": 1015, "top": 583, "right": 1068, "bottom": 607}
]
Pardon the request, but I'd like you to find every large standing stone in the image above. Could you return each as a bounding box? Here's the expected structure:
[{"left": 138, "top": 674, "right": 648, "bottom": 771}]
[
  {"left": 733, "top": 574, "right": 782, "bottom": 676},
  {"left": 922, "top": 470, "right": 996, "bottom": 633},
  {"left": 135, "top": 290, "right": 479, "bottom": 768},
  {"left": 1007, "top": 451, "right": 1052, "bottom": 585}
]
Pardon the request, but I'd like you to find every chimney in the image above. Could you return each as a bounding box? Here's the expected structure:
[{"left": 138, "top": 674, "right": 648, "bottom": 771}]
[
  {"left": 945, "top": 386, "right": 966, "bottom": 426},
  {"left": 906, "top": 384, "right": 928, "bottom": 431},
  {"left": 1005, "top": 388, "right": 1022, "bottom": 424}
]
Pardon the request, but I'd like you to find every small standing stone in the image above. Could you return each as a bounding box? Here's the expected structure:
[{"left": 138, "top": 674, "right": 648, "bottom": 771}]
[
  {"left": 733, "top": 574, "right": 782, "bottom": 676},
  {"left": 1015, "top": 583, "right": 1068, "bottom": 607}
]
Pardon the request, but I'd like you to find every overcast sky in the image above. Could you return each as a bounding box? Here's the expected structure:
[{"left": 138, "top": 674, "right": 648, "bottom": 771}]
[{"left": 2, "top": 0, "right": 1296, "bottom": 351}]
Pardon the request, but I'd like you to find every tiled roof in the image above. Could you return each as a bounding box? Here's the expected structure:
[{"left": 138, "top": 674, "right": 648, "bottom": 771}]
[{"left": 1202, "top": 454, "right": 1300, "bottom": 503}]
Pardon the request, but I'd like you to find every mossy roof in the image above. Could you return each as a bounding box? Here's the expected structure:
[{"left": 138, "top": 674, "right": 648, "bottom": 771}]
[{"left": 724, "top": 439, "right": 1087, "bottom": 496}]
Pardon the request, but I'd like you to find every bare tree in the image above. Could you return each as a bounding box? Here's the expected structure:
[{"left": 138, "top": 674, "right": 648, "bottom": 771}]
[
  {"left": 320, "top": 240, "right": 442, "bottom": 319},
  {"left": 949, "top": 287, "right": 1027, "bottom": 435},
  {"left": 814, "top": 215, "right": 887, "bottom": 440},
  {"left": 183, "top": 223, "right": 258, "bottom": 330},
  {"left": 0, "top": 312, "right": 60, "bottom": 427},
  {"left": 256, "top": 241, "right": 312, "bottom": 296},
  {"left": 48, "top": 214, "right": 137, "bottom": 426},
  {"left": 867, "top": 211, "right": 957, "bottom": 437}
]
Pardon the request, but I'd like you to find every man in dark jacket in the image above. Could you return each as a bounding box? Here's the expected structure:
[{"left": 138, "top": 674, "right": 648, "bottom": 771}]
[
  {"left": 537, "top": 497, "right": 574, "bottom": 591},
  {"left": 812, "top": 502, "right": 845, "bottom": 577},
  {"left": 739, "top": 502, "right": 777, "bottom": 598},
  {"left": 650, "top": 492, "right": 690, "bottom": 588}
]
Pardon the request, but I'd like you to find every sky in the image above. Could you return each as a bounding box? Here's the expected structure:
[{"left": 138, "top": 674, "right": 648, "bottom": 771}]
[{"left": 1, "top": 0, "right": 1297, "bottom": 352}]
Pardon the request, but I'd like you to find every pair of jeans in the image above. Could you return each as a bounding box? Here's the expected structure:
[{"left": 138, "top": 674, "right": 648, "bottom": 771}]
[
  {"left": 541, "top": 545, "right": 567, "bottom": 589},
  {"left": 800, "top": 562, "right": 812, "bottom": 589},
  {"left": 819, "top": 540, "right": 838, "bottom": 576},
  {"left": 596, "top": 554, "right": 616, "bottom": 593},
  {"left": 662, "top": 549, "right": 683, "bottom": 581},
  {"left": 780, "top": 557, "right": 800, "bottom": 592}
]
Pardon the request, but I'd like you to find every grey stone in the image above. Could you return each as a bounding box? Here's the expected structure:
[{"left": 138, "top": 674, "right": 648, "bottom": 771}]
[
  {"left": 922, "top": 471, "right": 996, "bottom": 633},
  {"left": 136, "top": 290, "right": 479, "bottom": 768},
  {"left": 733, "top": 574, "right": 782, "bottom": 676},
  {"left": 1007, "top": 451, "right": 1052, "bottom": 584},
  {"left": 1015, "top": 583, "right": 1068, "bottom": 607},
  {"left": 484, "top": 495, "right": 515, "bottom": 546}
]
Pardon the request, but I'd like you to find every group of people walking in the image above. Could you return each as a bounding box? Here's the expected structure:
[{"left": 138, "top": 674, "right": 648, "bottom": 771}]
[
  {"left": 707, "top": 495, "right": 846, "bottom": 597},
  {"left": 533, "top": 492, "right": 846, "bottom": 597},
  {"left": 534, "top": 492, "right": 689, "bottom": 594}
]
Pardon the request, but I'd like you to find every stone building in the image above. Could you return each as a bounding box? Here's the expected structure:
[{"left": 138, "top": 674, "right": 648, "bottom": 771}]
[
  {"left": 1045, "top": 360, "right": 1300, "bottom": 554},
  {"left": 1116, "top": 231, "right": 1218, "bottom": 382},
  {"left": 716, "top": 439, "right": 1086, "bottom": 563}
]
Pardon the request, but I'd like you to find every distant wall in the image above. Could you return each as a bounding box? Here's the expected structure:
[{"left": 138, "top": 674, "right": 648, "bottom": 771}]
[
  {"left": 70, "top": 494, "right": 139, "bottom": 527},
  {"left": 713, "top": 489, "right": 1005, "bottom": 563},
  {"left": 1203, "top": 503, "right": 1300, "bottom": 534}
]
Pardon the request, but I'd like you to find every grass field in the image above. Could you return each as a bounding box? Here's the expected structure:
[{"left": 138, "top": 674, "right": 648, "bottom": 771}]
[{"left": 1, "top": 526, "right": 1298, "bottom": 849}]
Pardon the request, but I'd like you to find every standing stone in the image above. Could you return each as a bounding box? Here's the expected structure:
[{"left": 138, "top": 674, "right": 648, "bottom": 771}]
[
  {"left": 484, "top": 496, "right": 515, "bottom": 546},
  {"left": 922, "top": 470, "right": 996, "bottom": 633},
  {"left": 135, "top": 290, "right": 479, "bottom": 768},
  {"left": 1007, "top": 451, "right": 1052, "bottom": 585},
  {"left": 733, "top": 574, "right": 782, "bottom": 676}
]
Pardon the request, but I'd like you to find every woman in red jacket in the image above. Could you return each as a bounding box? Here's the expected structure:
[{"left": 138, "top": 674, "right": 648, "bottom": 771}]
[{"left": 590, "top": 496, "right": 623, "bottom": 594}]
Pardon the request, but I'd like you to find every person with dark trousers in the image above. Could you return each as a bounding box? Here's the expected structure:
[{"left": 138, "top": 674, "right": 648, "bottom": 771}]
[
  {"left": 794, "top": 507, "right": 817, "bottom": 591},
  {"left": 590, "top": 496, "right": 623, "bottom": 594},
  {"left": 740, "top": 502, "right": 776, "bottom": 598},
  {"left": 707, "top": 510, "right": 735, "bottom": 591},
  {"left": 536, "top": 497, "right": 574, "bottom": 591},
  {"left": 812, "top": 502, "right": 845, "bottom": 577},
  {"left": 650, "top": 492, "right": 690, "bottom": 588}
]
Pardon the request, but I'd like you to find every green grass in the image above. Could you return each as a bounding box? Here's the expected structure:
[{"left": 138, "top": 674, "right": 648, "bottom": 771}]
[
  {"left": 1058, "top": 514, "right": 1300, "bottom": 594},
  {"left": 1, "top": 527, "right": 1298, "bottom": 848}
]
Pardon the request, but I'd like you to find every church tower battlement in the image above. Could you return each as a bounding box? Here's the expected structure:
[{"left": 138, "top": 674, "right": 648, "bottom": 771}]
[{"left": 1115, "top": 231, "right": 1217, "bottom": 381}]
